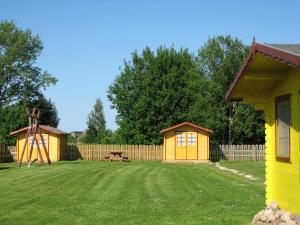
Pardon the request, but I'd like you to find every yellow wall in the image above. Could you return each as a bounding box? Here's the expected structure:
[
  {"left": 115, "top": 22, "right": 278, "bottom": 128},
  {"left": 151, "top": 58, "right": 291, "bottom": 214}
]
[
  {"left": 163, "top": 125, "right": 210, "bottom": 160},
  {"left": 48, "top": 133, "right": 58, "bottom": 161},
  {"left": 243, "top": 68, "right": 300, "bottom": 214},
  {"left": 16, "top": 133, "right": 27, "bottom": 161},
  {"left": 198, "top": 130, "right": 209, "bottom": 160},
  {"left": 16, "top": 131, "right": 67, "bottom": 162},
  {"left": 164, "top": 131, "right": 175, "bottom": 160}
]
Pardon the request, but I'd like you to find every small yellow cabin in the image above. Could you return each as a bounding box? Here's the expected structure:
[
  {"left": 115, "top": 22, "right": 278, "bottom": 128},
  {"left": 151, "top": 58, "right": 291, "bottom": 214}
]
[
  {"left": 161, "top": 122, "right": 212, "bottom": 162},
  {"left": 10, "top": 125, "right": 68, "bottom": 162},
  {"left": 226, "top": 42, "right": 300, "bottom": 214}
]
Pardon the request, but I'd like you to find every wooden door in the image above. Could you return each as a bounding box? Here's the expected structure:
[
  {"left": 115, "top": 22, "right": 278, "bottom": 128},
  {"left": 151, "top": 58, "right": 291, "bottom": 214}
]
[
  {"left": 175, "top": 132, "right": 187, "bottom": 159},
  {"left": 186, "top": 132, "right": 197, "bottom": 160}
]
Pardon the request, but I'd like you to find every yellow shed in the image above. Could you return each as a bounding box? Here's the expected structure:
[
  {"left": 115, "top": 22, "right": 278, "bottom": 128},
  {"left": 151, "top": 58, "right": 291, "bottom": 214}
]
[
  {"left": 161, "top": 122, "right": 212, "bottom": 162},
  {"left": 226, "top": 41, "right": 300, "bottom": 214},
  {"left": 10, "top": 125, "right": 68, "bottom": 162}
]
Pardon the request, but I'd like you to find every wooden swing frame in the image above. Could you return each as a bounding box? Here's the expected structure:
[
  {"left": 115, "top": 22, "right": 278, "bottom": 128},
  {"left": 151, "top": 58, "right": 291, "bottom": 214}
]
[{"left": 18, "top": 108, "right": 51, "bottom": 167}]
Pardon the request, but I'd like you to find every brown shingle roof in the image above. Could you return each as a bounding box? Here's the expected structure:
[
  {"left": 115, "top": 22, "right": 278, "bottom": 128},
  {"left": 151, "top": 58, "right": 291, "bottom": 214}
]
[
  {"left": 265, "top": 44, "right": 300, "bottom": 56},
  {"left": 160, "top": 122, "right": 213, "bottom": 134},
  {"left": 10, "top": 125, "right": 68, "bottom": 136}
]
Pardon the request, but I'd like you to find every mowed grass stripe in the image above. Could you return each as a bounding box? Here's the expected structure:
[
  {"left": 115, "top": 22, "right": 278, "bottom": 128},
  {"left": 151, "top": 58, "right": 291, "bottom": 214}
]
[{"left": 0, "top": 161, "right": 264, "bottom": 225}]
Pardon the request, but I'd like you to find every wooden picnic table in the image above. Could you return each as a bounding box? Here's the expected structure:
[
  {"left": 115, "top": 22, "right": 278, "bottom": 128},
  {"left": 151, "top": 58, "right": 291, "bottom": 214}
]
[{"left": 105, "top": 151, "right": 128, "bottom": 161}]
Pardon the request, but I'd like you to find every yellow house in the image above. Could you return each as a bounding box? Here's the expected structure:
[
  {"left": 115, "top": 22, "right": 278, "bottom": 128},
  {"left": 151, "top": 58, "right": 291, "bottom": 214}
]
[
  {"left": 226, "top": 42, "right": 300, "bottom": 214},
  {"left": 161, "top": 122, "right": 212, "bottom": 162},
  {"left": 10, "top": 125, "right": 68, "bottom": 162}
]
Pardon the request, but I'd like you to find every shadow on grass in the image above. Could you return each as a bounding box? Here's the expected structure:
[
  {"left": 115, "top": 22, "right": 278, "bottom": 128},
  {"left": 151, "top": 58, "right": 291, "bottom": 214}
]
[
  {"left": 0, "top": 167, "right": 10, "bottom": 170},
  {"left": 57, "top": 160, "right": 82, "bottom": 165}
]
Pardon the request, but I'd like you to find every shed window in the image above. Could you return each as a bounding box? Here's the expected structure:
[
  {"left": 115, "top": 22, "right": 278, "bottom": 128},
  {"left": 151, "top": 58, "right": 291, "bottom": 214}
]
[
  {"left": 275, "top": 95, "right": 290, "bottom": 161},
  {"left": 187, "top": 133, "right": 196, "bottom": 146},
  {"left": 176, "top": 133, "right": 186, "bottom": 146}
]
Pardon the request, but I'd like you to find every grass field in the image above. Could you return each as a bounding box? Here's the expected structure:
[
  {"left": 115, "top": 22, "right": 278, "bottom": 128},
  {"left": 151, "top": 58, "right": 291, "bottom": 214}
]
[
  {"left": 0, "top": 161, "right": 265, "bottom": 225},
  {"left": 219, "top": 161, "right": 265, "bottom": 182}
]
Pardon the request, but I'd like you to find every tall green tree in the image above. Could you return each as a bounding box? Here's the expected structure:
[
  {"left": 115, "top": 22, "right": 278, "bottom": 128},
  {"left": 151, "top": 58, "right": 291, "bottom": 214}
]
[
  {"left": 82, "top": 98, "right": 107, "bottom": 143},
  {"left": 0, "top": 20, "right": 57, "bottom": 107},
  {"left": 231, "top": 103, "right": 265, "bottom": 144},
  {"left": 0, "top": 104, "right": 27, "bottom": 145},
  {"left": 193, "top": 35, "right": 265, "bottom": 144},
  {"left": 0, "top": 21, "right": 58, "bottom": 144},
  {"left": 29, "top": 95, "right": 60, "bottom": 127},
  {"left": 108, "top": 36, "right": 265, "bottom": 145},
  {"left": 108, "top": 47, "right": 207, "bottom": 144}
]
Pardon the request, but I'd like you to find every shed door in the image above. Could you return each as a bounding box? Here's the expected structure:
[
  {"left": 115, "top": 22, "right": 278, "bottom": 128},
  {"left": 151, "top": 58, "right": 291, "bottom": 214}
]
[
  {"left": 175, "top": 132, "right": 198, "bottom": 160},
  {"left": 186, "top": 132, "right": 197, "bottom": 160},
  {"left": 175, "top": 132, "right": 187, "bottom": 159}
]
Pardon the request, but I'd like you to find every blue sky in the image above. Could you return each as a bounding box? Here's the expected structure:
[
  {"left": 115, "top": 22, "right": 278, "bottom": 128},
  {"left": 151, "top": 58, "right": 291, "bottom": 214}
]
[{"left": 1, "top": 0, "right": 299, "bottom": 132}]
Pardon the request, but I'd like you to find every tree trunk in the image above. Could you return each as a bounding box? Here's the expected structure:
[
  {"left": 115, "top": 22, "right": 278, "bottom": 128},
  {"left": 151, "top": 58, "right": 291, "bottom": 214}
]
[{"left": 228, "top": 102, "right": 237, "bottom": 145}]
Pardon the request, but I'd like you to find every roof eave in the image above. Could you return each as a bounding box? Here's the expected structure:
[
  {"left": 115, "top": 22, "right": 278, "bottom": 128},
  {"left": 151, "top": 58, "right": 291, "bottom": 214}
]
[
  {"left": 160, "top": 122, "right": 213, "bottom": 134},
  {"left": 225, "top": 43, "right": 256, "bottom": 101},
  {"left": 10, "top": 125, "right": 68, "bottom": 136},
  {"left": 225, "top": 41, "right": 300, "bottom": 101}
]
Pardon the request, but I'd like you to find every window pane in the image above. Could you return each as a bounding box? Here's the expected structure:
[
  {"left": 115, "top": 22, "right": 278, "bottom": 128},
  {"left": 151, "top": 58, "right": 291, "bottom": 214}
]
[
  {"left": 177, "top": 133, "right": 186, "bottom": 146},
  {"left": 276, "top": 96, "right": 290, "bottom": 159},
  {"left": 187, "top": 133, "right": 196, "bottom": 146}
]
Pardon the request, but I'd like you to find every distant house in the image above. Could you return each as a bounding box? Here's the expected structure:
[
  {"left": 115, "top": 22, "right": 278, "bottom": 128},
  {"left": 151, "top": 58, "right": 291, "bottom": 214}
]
[
  {"left": 160, "top": 122, "right": 212, "bottom": 162},
  {"left": 226, "top": 41, "right": 300, "bottom": 214},
  {"left": 10, "top": 125, "right": 68, "bottom": 162},
  {"left": 70, "top": 131, "right": 83, "bottom": 140}
]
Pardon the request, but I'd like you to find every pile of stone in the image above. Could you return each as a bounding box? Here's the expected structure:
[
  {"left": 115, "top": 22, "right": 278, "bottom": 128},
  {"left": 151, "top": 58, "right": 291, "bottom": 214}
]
[{"left": 252, "top": 202, "right": 300, "bottom": 225}]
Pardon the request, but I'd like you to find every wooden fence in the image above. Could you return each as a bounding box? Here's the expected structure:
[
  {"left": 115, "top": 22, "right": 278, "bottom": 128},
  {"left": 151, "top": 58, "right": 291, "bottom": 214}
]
[
  {"left": 0, "top": 145, "right": 16, "bottom": 162},
  {"left": 67, "top": 144, "right": 265, "bottom": 161},
  {"left": 0, "top": 144, "right": 265, "bottom": 162},
  {"left": 210, "top": 144, "right": 265, "bottom": 161},
  {"left": 67, "top": 144, "right": 164, "bottom": 161}
]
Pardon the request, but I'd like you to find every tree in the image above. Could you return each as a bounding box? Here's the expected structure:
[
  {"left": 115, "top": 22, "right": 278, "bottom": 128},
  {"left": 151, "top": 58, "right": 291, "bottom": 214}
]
[
  {"left": 29, "top": 95, "right": 59, "bottom": 127},
  {"left": 231, "top": 104, "right": 265, "bottom": 144},
  {"left": 0, "top": 95, "right": 59, "bottom": 144},
  {"left": 194, "top": 35, "right": 265, "bottom": 144},
  {"left": 108, "top": 37, "right": 265, "bottom": 145},
  {"left": 68, "top": 135, "right": 78, "bottom": 144},
  {"left": 108, "top": 46, "right": 207, "bottom": 144},
  {"left": 0, "top": 21, "right": 58, "bottom": 144},
  {"left": 100, "top": 129, "right": 124, "bottom": 144},
  {"left": 0, "top": 20, "right": 57, "bottom": 107},
  {"left": 82, "top": 98, "right": 107, "bottom": 143},
  {"left": 0, "top": 104, "right": 27, "bottom": 145}
]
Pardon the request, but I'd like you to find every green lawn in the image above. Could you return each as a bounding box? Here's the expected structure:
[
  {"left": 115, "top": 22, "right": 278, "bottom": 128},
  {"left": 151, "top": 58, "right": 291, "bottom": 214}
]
[{"left": 0, "top": 161, "right": 265, "bottom": 225}]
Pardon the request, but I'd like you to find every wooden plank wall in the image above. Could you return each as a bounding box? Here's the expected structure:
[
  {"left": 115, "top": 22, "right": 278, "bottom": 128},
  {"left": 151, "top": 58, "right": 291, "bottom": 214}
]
[
  {"left": 67, "top": 144, "right": 164, "bottom": 161},
  {"left": 210, "top": 144, "right": 265, "bottom": 161}
]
